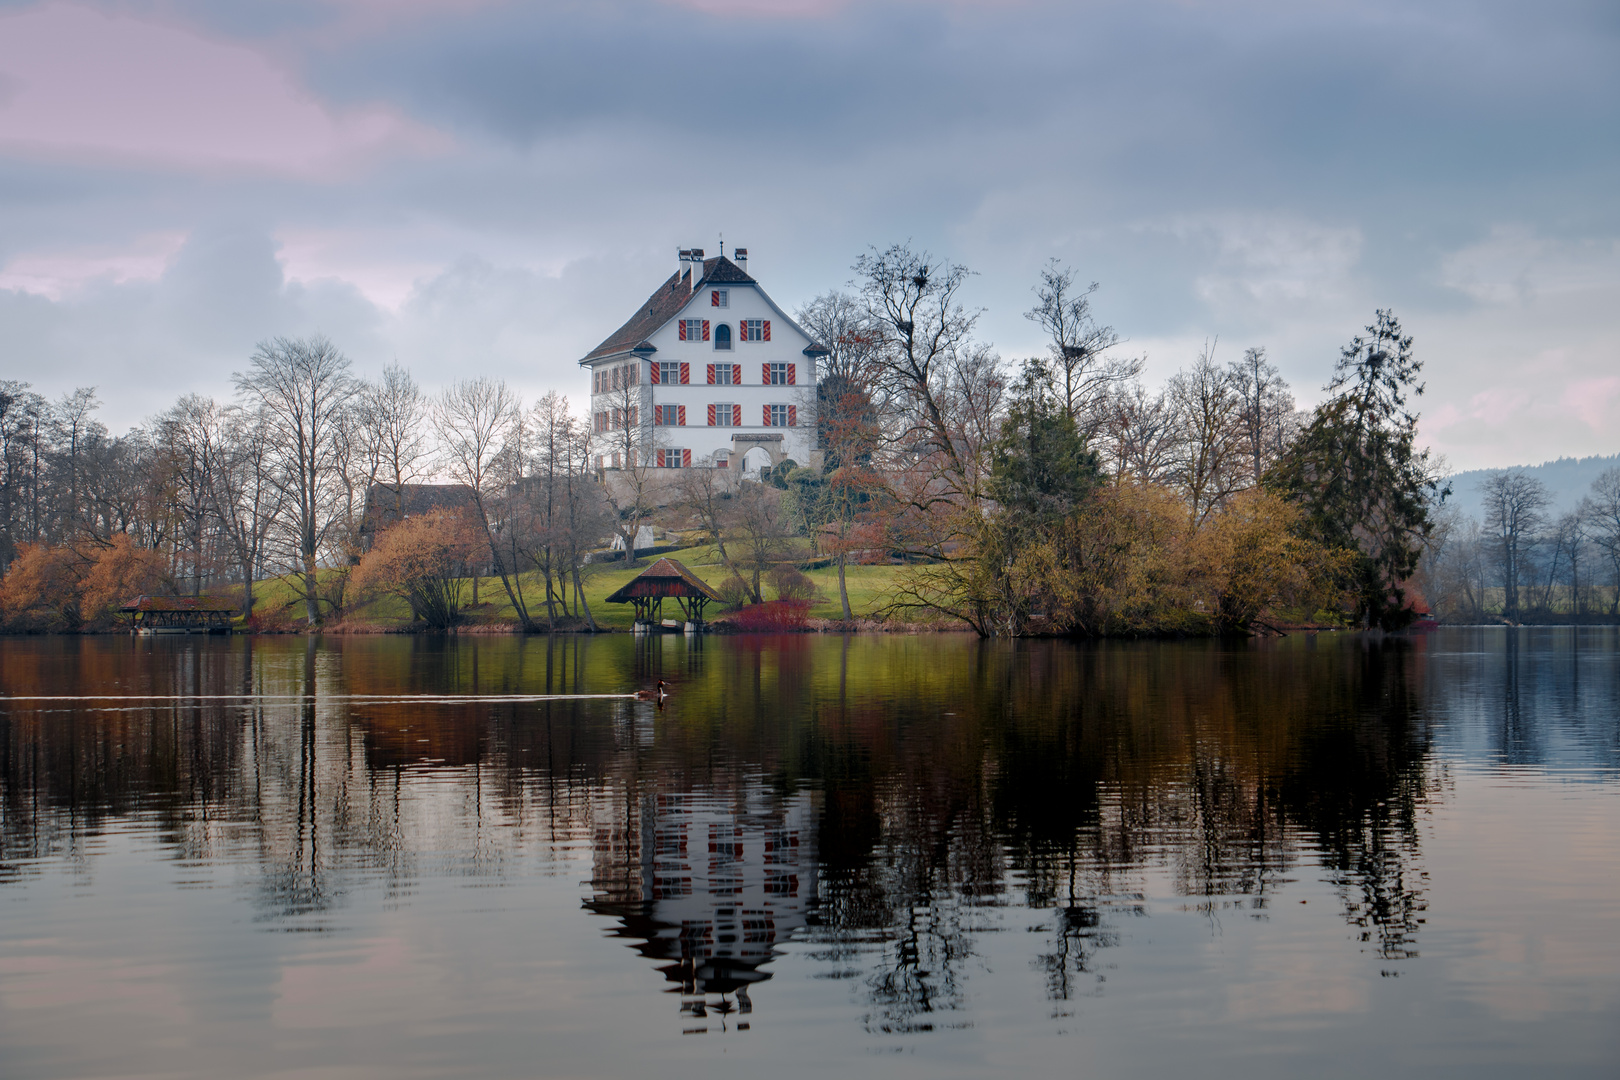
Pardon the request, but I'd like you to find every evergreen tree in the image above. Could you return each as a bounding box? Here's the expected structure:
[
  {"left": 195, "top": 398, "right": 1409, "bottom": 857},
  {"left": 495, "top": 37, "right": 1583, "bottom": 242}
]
[
  {"left": 1267, "top": 311, "right": 1447, "bottom": 629},
  {"left": 988, "top": 360, "right": 1102, "bottom": 531}
]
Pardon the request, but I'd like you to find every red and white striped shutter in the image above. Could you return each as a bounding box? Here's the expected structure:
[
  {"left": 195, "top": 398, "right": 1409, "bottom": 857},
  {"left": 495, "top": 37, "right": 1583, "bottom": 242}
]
[
  {"left": 702, "top": 320, "right": 710, "bottom": 341},
  {"left": 683, "top": 449, "right": 692, "bottom": 468},
  {"left": 678, "top": 405, "right": 686, "bottom": 426},
  {"left": 680, "top": 362, "right": 689, "bottom": 384},
  {"left": 762, "top": 320, "right": 771, "bottom": 341},
  {"left": 763, "top": 404, "right": 772, "bottom": 426},
  {"left": 707, "top": 404, "right": 716, "bottom": 426},
  {"left": 658, "top": 450, "right": 667, "bottom": 468},
  {"left": 706, "top": 363, "right": 715, "bottom": 384},
  {"left": 678, "top": 320, "right": 687, "bottom": 341},
  {"left": 787, "top": 363, "right": 796, "bottom": 385},
  {"left": 788, "top": 405, "right": 797, "bottom": 427},
  {"left": 762, "top": 364, "right": 770, "bottom": 384},
  {"left": 711, "top": 290, "right": 719, "bottom": 307},
  {"left": 650, "top": 363, "right": 661, "bottom": 384}
]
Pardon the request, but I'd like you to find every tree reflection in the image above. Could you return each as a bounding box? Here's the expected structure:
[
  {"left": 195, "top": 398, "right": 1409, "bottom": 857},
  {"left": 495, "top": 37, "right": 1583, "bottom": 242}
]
[{"left": 2, "top": 632, "right": 1612, "bottom": 1031}]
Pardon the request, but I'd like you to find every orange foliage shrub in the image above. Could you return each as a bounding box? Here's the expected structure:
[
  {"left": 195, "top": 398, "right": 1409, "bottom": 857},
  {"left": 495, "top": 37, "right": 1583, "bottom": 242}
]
[
  {"left": 2, "top": 534, "right": 174, "bottom": 631},
  {"left": 350, "top": 507, "right": 482, "bottom": 628},
  {"left": 81, "top": 534, "right": 174, "bottom": 623}
]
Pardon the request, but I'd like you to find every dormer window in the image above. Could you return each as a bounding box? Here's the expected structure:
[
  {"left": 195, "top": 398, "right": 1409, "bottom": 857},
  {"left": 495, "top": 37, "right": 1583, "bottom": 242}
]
[
  {"left": 711, "top": 289, "right": 729, "bottom": 308},
  {"left": 714, "top": 323, "right": 732, "bottom": 351}
]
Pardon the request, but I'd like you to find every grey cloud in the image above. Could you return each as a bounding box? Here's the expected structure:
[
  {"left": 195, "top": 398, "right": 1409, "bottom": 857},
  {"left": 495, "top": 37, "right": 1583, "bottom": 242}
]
[{"left": 0, "top": 0, "right": 1615, "bottom": 468}]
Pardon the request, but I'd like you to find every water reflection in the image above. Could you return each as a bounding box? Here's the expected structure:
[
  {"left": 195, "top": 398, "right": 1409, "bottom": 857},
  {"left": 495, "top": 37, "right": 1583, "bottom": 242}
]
[{"left": 0, "top": 629, "right": 1617, "bottom": 1055}]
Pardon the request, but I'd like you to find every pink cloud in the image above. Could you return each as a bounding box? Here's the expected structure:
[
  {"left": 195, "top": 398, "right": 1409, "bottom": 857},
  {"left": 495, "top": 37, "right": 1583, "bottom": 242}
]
[
  {"left": 0, "top": 231, "right": 187, "bottom": 299},
  {"left": 0, "top": 3, "right": 448, "bottom": 177},
  {"left": 1560, "top": 376, "right": 1620, "bottom": 432}
]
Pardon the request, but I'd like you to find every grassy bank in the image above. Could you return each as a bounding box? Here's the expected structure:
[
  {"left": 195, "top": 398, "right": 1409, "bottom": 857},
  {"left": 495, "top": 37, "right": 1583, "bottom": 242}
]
[{"left": 250, "top": 548, "right": 907, "bottom": 632}]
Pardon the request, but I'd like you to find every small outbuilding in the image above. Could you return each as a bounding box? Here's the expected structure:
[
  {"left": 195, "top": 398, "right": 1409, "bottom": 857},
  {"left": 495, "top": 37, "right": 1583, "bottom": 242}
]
[
  {"left": 604, "top": 558, "right": 724, "bottom": 628},
  {"left": 120, "top": 595, "right": 238, "bottom": 634}
]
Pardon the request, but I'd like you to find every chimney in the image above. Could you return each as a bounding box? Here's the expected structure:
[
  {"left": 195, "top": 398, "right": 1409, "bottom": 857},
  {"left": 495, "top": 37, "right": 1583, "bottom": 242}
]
[
  {"left": 733, "top": 247, "right": 747, "bottom": 275},
  {"left": 688, "top": 248, "right": 704, "bottom": 291}
]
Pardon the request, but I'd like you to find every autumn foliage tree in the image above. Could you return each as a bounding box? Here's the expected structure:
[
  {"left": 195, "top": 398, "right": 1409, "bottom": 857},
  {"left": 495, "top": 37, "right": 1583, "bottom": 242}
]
[
  {"left": 350, "top": 508, "right": 482, "bottom": 629},
  {"left": 1, "top": 534, "right": 172, "bottom": 631}
]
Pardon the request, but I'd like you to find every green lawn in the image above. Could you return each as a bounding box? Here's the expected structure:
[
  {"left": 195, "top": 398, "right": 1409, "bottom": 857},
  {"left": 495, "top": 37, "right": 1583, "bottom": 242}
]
[{"left": 249, "top": 548, "right": 909, "bottom": 631}]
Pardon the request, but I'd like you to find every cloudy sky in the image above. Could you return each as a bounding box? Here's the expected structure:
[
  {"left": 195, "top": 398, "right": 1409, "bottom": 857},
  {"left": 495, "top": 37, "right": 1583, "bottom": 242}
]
[{"left": 1, "top": 0, "right": 1616, "bottom": 470}]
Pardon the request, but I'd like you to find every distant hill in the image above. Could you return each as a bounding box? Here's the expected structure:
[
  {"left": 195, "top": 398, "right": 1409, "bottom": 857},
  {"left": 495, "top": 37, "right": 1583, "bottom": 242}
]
[{"left": 1444, "top": 453, "right": 1620, "bottom": 523}]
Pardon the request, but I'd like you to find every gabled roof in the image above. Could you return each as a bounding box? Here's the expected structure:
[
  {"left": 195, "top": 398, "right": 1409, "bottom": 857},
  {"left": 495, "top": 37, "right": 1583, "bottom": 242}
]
[
  {"left": 581, "top": 256, "right": 757, "bottom": 364},
  {"left": 359, "top": 483, "right": 476, "bottom": 537},
  {"left": 604, "top": 558, "right": 725, "bottom": 603}
]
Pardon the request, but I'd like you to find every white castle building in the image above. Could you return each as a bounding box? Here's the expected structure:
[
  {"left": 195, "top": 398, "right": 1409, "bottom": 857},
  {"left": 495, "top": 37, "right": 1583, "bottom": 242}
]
[{"left": 581, "top": 247, "right": 826, "bottom": 474}]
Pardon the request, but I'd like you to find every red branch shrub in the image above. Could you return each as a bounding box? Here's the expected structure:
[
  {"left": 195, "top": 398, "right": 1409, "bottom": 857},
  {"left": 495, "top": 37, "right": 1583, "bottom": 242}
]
[{"left": 724, "top": 598, "right": 812, "bottom": 632}]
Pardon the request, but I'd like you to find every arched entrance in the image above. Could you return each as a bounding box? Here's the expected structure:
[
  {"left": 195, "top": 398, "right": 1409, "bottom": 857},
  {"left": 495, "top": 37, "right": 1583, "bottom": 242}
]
[{"left": 741, "top": 446, "right": 773, "bottom": 476}]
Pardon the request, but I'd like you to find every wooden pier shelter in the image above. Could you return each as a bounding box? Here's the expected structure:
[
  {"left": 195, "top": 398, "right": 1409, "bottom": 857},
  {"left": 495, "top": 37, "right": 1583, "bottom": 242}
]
[
  {"left": 604, "top": 558, "right": 723, "bottom": 629},
  {"left": 120, "top": 595, "right": 238, "bottom": 634}
]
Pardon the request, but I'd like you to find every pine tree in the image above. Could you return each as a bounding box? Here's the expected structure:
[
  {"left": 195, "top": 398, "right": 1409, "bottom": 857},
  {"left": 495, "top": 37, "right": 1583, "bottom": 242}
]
[{"left": 1267, "top": 310, "right": 1447, "bottom": 629}]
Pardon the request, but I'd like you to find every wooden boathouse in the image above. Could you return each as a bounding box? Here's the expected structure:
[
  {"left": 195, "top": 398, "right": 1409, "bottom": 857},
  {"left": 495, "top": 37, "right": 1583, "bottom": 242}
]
[
  {"left": 120, "top": 595, "right": 238, "bottom": 634},
  {"left": 604, "top": 558, "right": 723, "bottom": 630}
]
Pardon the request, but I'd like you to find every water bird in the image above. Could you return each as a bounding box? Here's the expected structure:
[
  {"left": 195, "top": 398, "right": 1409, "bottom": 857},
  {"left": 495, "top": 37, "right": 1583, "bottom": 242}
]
[{"left": 635, "top": 681, "right": 668, "bottom": 702}]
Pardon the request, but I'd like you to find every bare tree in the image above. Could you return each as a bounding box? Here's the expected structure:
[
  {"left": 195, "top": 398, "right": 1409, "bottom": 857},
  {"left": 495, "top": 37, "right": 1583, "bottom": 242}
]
[
  {"left": 435, "top": 377, "right": 535, "bottom": 629},
  {"left": 0, "top": 381, "right": 48, "bottom": 567},
  {"left": 234, "top": 336, "right": 360, "bottom": 626},
  {"left": 675, "top": 457, "right": 746, "bottom": 589},
  {"left": 1227, "top": 347, "right": 1296, "bottom": 486},
  {"left": 731, "top": 479, "right": 789, "bottom": 603},
  {"left": 1481, "top": 470, "right": 1550, "bottom": 620},
  {"left": 563, "top": 418, "right": 610, "bottom": 630},
  {"left": 154, "top": 394, "right": 229, "bottom": 595},
  {"left": 852, "top": 243, "right": 983, "bottom": 496},
  {"left": 1168, "top": 343, "right": 1244, "bottom": 527},
  {"left": 1025, "top": 261, "right": 1141, "bottom": 440},
  {"left": 1586, "top": 468, "right": 1620, "bottom": 614},
  {"left": 213, "top": 405, "right": 284, "bottom": 617},
  {"left": 1103, "top": 382, "right": 1179, "bottom": 484},
  {"left": 355, "top": 363, "right": 429, "bottom": 517},
  {"left": 590, "top": 365, "right": 660, "bottom": 565},
  {"left": 52, "top": 387, "right": 104, "bottom": 533},
  {"left": 1538, "top": 508, "right": 1586, "bottom": 614}
]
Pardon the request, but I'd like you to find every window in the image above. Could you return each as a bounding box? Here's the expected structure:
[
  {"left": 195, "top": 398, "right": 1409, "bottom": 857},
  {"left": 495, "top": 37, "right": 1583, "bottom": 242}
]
[
  {"left": 658, "top": 449, "right": 691, "bottom": 468},
  {"left": 713, "top": 452, "right": 730, "bottom": 469},
  {"left": 679, "top": 318, "right": 709, "bottom": 342},
  {"left": 711, "top": 289, "right": 728, "bottom": 308},
  {"left": 655, "top": 361, "right": 688, "bottom": 385},
  {"left": 708, "top": 362, "right": 737, "bottom": 385},
  {"left": 654, "top": 404, "right": 686, "bottom": 426},
  {"left": 741, "top": 318, "right": 769, "bottom": 342},
  {"left": 766, "top": 362, "right": 795, "bottom": 385},
  {"left": 714, "top": 323, "right": 732, "bottom": 350},
  {"left": 766, "top": 404, "right": 794, "bottom": 427},
  {"left": 708, "top": 403, "right": 736, "bottom": 427}
]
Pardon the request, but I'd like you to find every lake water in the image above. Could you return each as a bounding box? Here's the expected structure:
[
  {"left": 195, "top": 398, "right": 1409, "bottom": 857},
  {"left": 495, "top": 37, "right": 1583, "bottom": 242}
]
[{"left": 1, "top": 629, "right": 1617, "bottom": 1079}]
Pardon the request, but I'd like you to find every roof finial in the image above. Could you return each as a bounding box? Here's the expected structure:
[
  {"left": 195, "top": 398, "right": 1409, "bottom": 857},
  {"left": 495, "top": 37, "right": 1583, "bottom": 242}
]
[{"left": 719, "top": 233, "right": 724, "bottom": 257}]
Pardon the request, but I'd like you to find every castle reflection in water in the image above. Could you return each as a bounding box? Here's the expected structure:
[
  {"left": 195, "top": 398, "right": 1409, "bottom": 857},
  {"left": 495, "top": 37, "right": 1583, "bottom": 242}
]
[{"left": 586, "top": 782, "right": 819, "bottom": 1017}]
